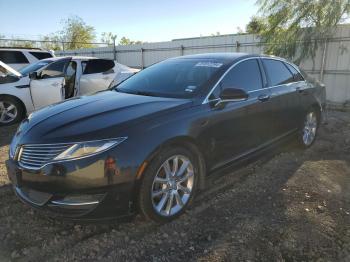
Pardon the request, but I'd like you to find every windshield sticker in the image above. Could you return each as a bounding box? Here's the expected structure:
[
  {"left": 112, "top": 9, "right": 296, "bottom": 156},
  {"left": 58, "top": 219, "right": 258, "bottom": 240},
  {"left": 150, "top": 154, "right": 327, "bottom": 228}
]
[
  {"left": 195, "top": 62, "right": 223, "bottom": 68},
  {"left": 185, "top": 86, "right": 197, "bottom": 92}
]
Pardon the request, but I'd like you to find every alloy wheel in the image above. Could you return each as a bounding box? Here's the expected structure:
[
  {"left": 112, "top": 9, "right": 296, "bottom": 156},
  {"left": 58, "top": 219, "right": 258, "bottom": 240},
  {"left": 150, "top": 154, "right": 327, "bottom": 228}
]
[
  {"left": 151, "top": 155, "right": 194, "bottom": 217},
  {"left": 0, "top": 101, "right": 18, "bottom": 124},
  {"left": 303, "top": 111, "right": 317, "bottom": 146}
]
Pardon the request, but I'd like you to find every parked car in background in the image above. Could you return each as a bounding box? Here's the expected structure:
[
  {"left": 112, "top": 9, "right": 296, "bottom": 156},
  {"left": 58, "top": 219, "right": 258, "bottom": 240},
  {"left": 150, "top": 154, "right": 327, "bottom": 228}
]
[
  {"left": 0, "top": 56, "right": 136, "bottom": 126},
  {"left": 6, "top": 53, "right": 326, "bottom": 223},
  {"left": 109, "top": 63, "right": 139, "bottom": 87},
  {"left": 0, "top": 48, "right": 54, "bottom": 71}
]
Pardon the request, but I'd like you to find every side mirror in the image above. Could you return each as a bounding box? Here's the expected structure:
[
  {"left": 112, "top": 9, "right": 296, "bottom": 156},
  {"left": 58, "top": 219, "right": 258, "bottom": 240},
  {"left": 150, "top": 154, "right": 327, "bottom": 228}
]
[
  {"left": 29, "top": 71, "right": 38, "bottom": 80},
  {"left": 219, "top": 88, "right": 248, "bottom": 102}
]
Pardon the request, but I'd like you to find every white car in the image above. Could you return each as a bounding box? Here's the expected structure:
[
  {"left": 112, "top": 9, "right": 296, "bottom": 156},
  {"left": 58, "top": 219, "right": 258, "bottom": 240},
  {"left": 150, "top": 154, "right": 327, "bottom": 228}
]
[
  {"left": 0, "top": 48, "right": 54, "bottom": 71},
  {"left": 0, "top": 56, "right": 137, "bottom": 126}
]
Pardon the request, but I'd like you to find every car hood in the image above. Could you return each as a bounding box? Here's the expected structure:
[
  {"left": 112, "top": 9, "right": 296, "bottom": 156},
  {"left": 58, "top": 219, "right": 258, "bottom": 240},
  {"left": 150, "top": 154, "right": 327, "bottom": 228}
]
[{"left": 15, "top": 91, "right": 192, "bottom": 144}]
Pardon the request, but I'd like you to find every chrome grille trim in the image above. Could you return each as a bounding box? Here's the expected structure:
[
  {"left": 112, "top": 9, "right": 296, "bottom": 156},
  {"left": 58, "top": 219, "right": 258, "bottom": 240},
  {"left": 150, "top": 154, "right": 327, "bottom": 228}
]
[{"left": 18, "top": 143, "right": 73, "bottom": 170}]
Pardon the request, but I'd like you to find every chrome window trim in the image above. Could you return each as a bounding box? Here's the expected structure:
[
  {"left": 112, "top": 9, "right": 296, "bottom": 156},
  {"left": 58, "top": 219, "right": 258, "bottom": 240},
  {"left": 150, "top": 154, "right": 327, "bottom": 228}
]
[
  {"left": 261, "top": 57, "right": 306, "bottom": 83},
  {"left": 202, "top": 57, "right": 260, "bottom": 104},
  {"left": 203, "top": 56, "right": 306, "bottom": 104}
]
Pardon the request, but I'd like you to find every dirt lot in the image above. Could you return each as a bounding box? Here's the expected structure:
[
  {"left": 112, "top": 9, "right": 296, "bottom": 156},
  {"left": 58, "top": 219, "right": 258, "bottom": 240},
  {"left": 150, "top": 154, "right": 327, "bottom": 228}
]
[{"left": 0, "top": 111, "right": 349, "bottom": 261}]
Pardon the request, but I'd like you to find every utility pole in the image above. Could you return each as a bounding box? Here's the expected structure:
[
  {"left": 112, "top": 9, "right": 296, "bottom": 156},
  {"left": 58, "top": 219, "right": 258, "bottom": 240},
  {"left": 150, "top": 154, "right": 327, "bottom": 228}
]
[{"left": 112, "top": 35, "right": 117, "bottom": 61}]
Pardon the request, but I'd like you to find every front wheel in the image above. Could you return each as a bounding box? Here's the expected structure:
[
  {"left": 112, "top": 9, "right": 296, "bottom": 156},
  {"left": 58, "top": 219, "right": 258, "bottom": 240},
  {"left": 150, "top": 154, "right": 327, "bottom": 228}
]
[
  {"left": 138, "top": 147, "right": 199, "bottom": 223},
  {"left": 0, "top": 97, "right": 25, "bottom": 126},
  {"left": 297, "top": 108, "right": 319, "bottom": 148}
]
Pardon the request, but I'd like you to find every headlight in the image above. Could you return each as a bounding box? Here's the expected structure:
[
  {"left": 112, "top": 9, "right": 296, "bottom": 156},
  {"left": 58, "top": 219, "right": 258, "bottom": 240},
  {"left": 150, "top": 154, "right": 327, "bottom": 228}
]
[{"left": 53, "top": 137, "right": 127, "bottom": 161}]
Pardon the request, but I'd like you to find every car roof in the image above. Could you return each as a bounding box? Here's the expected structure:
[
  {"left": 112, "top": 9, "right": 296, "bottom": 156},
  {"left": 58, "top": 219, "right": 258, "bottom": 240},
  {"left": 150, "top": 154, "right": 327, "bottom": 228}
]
[
  {"left": 0, "top": 48, "right": 50, "bottom": 52},
  {"left": 170, "top": 52, "right": 289, "bottom": 64},
  {"left": 40, "top": 56, "right": 98, "bottom": 62},
  {"left": 178, "top": 52, "right": 251, "bottom": 59},
  {"left": 169, "top": 52, "right": 261, "bottom": 64}
]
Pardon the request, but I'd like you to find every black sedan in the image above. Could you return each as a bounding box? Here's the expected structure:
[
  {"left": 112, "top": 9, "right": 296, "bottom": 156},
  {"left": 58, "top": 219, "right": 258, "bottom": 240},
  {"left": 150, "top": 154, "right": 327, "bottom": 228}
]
[{"left": 6, "top": 53, "right": 326, "bottom": 222}]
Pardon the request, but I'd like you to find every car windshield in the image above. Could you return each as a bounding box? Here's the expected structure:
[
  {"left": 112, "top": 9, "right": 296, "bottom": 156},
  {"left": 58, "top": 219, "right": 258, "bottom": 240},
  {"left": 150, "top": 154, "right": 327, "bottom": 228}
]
[
  {"left": 115, "top": 59, "right": 224, "bottom": 98},
  {"left": 18, "top": 60, "right": 54, "bottom": 76}
]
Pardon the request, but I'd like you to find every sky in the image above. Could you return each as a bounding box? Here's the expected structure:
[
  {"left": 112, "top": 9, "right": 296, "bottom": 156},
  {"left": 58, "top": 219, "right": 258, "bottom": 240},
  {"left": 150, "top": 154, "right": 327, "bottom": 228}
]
[{"left": 0, "top": 0, "right": 259, "bottom": 43}]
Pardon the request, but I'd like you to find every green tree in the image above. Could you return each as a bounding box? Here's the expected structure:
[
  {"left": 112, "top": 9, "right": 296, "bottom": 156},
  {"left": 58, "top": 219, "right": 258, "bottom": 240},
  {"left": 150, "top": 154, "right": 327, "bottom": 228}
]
[
  {"left": 60, "top": 16, "right": 96, "bottom": 49},
  {"left": 6, "top": 40, "right": 34, "bottom": 48},
  {"left": 210, "top": 31, "right": 221, "bottom": 36},
  {"left": 40, "top": 34, "right": 63, "bottom": 51},
  {"left": 101, "top": 32, "right": 117, "bottom": 45},
  {"left": 256, "top": 0, "right": 350, "bottom": 63},
  {"left": 246, "top": 16, "right": 267, "bottom": 34},
  {"left": 119, "top": 36, "right": 142, "bottom": 45},
  {"left": 41, "top": 16, "right": 96, "bottom": 50}
]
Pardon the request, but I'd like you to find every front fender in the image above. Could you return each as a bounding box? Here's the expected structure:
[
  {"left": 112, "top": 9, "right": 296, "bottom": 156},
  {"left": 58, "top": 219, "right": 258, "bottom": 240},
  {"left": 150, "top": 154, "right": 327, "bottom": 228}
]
[{"left": 0, "top": 79, "right": 34, "bottom": 113}]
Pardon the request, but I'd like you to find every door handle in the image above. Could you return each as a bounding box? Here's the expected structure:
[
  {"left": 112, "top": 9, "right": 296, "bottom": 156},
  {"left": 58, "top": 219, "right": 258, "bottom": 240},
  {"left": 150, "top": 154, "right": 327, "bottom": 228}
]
[
  {"left": 51, "top": 82, "right": 59, "bottom": 87},
  {"left": 258, "top": 94, "right": 270, "bottom": 102}
]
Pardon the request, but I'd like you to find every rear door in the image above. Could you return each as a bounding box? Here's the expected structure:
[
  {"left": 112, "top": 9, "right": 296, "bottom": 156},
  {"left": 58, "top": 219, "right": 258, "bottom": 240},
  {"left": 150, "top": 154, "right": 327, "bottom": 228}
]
[
  {"left": 284, "top": 63, "right": 309, "bottom": 126},
  {"left": 30, "top": 59, "right": 69, "bottom": 110},
  {"left": 79, "top": 59, "right": 115, "bottom": 95},
  {"left": 261, "top": 58, "right": 303, "bottom": 135}
]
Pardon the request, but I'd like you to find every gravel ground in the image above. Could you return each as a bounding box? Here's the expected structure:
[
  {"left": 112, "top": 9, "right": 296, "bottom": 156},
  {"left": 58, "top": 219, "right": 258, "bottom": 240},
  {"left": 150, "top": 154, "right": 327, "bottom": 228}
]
[{"left": 0, "top": 110, "right": 349, "bottom": 262}]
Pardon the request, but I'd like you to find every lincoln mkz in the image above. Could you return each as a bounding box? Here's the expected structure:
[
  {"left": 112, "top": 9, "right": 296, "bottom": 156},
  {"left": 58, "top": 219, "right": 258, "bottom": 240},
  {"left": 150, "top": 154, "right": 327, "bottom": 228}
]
[{"left": 6, "top": 53, "right": 326, "bottom": 222}]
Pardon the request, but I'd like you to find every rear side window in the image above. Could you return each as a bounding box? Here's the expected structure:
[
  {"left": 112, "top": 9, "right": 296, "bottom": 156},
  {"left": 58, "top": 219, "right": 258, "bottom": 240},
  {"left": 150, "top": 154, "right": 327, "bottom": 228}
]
[
  {"left": 263, "top": 59, "right": 294, "bottom": 86},
  {"left": 40, "top": 60, "right": 68, "bottom": 79},
  {"left": 219, "top": 59, "right": 263, "bottom": 92},
  {"left": 0, "top": 51, "right": 29, "bottom": 64},
  {"left": 285, "top": 63, "right": 304, "bottom": 82},
  {"left": 29, "top": 52, "right": 53, "bottom": 60},
  {"left": 83, "top": 59, "right": 115, "bottom": 74}
]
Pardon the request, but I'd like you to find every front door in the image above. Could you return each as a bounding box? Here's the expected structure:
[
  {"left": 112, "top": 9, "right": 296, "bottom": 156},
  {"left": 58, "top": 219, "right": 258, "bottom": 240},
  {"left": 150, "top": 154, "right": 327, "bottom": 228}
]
[
  {"left": 199, "top": 58, "right": 275, "bottom": 170},
  {"left": 30, "top": 59, "right": 69, "bottom": 110}
]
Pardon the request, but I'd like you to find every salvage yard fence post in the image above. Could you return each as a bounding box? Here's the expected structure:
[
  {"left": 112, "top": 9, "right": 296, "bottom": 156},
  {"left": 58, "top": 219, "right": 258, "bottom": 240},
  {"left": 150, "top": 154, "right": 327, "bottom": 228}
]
[
  {"left": 113, "top": 36, "right": 117, "bottom": 62},
  {"left": 180, "top": 45, "right": 184, "bottom": 56},
  {"left": 320, "top": 39, "right": 329, "bottom": 82},
  {"left": 141, "top": 48, "right": 145, "bottom": 69}
]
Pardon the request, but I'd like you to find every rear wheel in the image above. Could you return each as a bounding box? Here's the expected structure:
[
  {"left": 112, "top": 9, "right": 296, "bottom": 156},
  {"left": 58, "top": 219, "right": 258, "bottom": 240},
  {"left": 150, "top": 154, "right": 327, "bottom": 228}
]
[
  {"left": 138, "top": 147, "right": 198, "bottom": 223},
  {"left": 297, "top": 108, "right": 319, "bottom": 148},
  {"left": 0, "top": 97, "right": 25, "bottom": 126}
]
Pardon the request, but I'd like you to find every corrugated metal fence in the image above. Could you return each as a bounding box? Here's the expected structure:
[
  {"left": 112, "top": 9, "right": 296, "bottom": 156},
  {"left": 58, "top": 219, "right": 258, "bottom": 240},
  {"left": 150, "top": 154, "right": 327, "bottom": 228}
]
[{"left": 56, "top": 25, "right": 350, "bottom": 106}]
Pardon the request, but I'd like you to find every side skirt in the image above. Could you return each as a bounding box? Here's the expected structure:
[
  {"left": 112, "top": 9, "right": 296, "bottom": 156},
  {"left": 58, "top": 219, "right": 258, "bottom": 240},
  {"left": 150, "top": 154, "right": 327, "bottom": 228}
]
[{"left": 209, "top": 129, "right": 298, "bottom": 175}]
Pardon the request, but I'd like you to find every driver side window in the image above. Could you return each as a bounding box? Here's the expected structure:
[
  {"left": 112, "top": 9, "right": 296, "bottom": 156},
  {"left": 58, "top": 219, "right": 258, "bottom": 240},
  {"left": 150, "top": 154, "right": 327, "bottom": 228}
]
[
  {"left": 222, "top": 59, "right": 263, "bottom": 92},
  {"left": 211, "top": 59, "right": 263, "bottom": 99},
  {"left": 40, "top": 60, "right": 67, "bottom": 79}
]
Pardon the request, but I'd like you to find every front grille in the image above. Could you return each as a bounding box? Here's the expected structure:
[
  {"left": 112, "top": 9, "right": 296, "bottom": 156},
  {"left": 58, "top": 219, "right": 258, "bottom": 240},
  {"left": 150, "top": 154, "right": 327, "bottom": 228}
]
[{"left": 18, "top": 143, "right": 73, "bottom": 169}]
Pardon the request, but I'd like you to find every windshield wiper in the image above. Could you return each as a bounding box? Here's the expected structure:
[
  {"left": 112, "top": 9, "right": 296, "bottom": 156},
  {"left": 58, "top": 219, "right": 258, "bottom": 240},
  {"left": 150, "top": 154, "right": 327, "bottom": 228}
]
[
  {"left": 115, "top": 88, "right": 158, "bottom": 97},
  {"left": 134, "top": 90, "right": 158, "bottom": 97}
]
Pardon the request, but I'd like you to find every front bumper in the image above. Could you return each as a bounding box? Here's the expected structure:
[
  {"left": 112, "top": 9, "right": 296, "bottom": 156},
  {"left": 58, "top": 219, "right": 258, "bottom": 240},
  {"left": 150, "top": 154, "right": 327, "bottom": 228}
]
[{"left": 6, "top": 158, "right": 137, "bottom": 221}]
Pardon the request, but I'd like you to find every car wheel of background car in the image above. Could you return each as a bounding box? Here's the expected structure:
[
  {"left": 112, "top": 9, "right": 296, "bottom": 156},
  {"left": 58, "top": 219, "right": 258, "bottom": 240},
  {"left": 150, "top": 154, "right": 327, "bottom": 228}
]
[
  {"left": 138, "top": 147, "right": 199, "bottom": 223},
  {"left": 0, "top": 96, "right": 25, "bottom": 126},
  {"left": 297, "top": 108, "right": 319, "bottom": 148}
]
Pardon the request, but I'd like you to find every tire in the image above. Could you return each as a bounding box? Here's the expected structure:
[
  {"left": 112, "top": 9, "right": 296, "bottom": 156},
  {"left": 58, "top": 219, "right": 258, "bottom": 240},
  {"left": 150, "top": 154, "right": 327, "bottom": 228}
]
[
  {"left": 296, "top": 107, "right": 319, "bottom": 148},
  {"left": 138, "top": 146, "right": 199, "bottom": 223},
  {"left": 0, "top": 96, "right": 25, "bottom": 126}
]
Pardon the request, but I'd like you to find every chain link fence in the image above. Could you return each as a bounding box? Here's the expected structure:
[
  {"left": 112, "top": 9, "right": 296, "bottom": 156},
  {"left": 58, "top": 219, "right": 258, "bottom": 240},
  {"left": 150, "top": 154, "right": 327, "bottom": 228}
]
[
  {"left": 0, "top": 38, "right": 109, "bottom": 51},
  {"left": 2, "top": 26, "right": 350, "bottom": 107}
]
